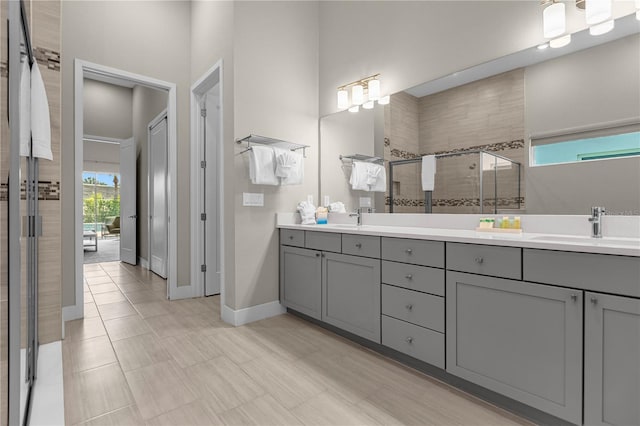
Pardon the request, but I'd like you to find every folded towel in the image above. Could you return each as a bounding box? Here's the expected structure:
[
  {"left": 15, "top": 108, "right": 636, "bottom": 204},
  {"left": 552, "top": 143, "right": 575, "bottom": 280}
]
[
  {"left": 350, "top": 161, "right": 370, "bottom": 191},
  {"left": 279, "top": 149, "right": 304, "bottom": 186},
  {"left": 30, "top": 62, "right": 53, "bottom": 161},
  {"left": 297, "top": 201, "right": 316, "bottom": 225},
  {"left": 421, "top": 155, "right": 437, "bottom": 191},
  {"left": 366, "top": 163, "right": 386, "bottom": 192},
  {"left": 274, "top": 147, "right": 297, "bottom": 178},
  {"left": 249, "top": 145, "right": 279, "bottom": 185},
  {"left": 328, "top": 202, "right": 346, "bottom": 213},
  {"left": 19, "top": 60, "right": 31, "bottom": 157}
]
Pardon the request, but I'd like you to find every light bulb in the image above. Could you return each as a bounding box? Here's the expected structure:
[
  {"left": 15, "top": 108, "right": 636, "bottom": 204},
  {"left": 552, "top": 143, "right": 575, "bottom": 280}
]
[
  {"left": 337, "top": 89, "right": 349, "bottom": 109},
  {"left": 549, "top": 34, "right": 571, "bottom": 48},
  {"left": 367, "top": 79, "right": 380, "bottom": 101},
  {"left": 348, "top": 105, "right": 360, "bottom": 113},
  {"left": 589, "top": 19, "right": 614, "bottom": 36},
  {"left": 352, "top": 85, "right": 364, "bottom": 105},
  {"left": 378, "top": 95, "right": 390, "bottom": 105},
  {"left": 543, "top": 2, "right": 566, "bottom": 39},
  {"left": 362, "top": 101, "right": 374, "bottom": 109},
  {"left": 586, "top": 0, "right": 612, "bottom": 25}
]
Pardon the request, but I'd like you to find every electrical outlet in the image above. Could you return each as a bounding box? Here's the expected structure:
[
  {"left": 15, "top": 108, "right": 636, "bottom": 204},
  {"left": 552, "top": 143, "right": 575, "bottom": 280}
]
[
  {"left": 359, "top": 197, "right": 372, "bottom": 207},
  {"left": 243, "top": 192, "right": 264, "bottom": 207}
]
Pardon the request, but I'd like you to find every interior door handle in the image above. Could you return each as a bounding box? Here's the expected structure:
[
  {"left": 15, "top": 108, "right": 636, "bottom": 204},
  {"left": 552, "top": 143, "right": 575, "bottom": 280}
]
[{"left": 129, "top": 215, "right": 137, "bottom": 219}]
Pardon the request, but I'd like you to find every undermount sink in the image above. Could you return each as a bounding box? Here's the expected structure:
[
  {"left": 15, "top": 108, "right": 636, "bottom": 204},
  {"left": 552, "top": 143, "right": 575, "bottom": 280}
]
[
  {"left": 530, "top": 235, "right": 640, "bottom": 247},
  {"left": 327, "top": 223, "right": 360, "bottom": 229}
]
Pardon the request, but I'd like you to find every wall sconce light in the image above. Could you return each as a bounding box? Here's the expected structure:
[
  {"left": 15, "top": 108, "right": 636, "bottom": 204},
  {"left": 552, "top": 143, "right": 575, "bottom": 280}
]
[
  {"left": 540, "top": 0, "right": 619, "bottom": 46},
  {"left": 585, "top": 0, "right": 612, "bottom": 25},
  {"left": 543, "top": 1, "right": 566, "bottom": 39},
  {"left": 635, "top": 0, "right": 640, "bottom": 20},
  {"left": 589, "top": 19, "right": 614, "bottom": 35},
  {"left": 378, "top": 95, "right": 390, "bottom": 105},
  {"left": 336, "top": 74, "right": 384, "bottom": 111}
]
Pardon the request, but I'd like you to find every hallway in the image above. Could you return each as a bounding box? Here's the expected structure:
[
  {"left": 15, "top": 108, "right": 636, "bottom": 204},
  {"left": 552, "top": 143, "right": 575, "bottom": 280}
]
[{"left": 63, "top": 262, "right": 530, "bottom": 425}]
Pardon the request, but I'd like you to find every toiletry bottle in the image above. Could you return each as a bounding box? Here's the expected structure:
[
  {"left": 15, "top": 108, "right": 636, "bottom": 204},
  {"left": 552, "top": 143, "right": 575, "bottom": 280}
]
[{"left": 514, "top": 216, "right": 521, "bottom": 229}]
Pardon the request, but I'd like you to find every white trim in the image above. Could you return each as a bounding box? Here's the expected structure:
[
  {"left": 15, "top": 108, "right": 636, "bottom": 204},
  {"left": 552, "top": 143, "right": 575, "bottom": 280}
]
[
  {"left": 73, "top": 59, "right": 181, "bottom": 324},
  {"left": 190, "top": 61, "right": 225, "bottom": 307},
  {"left": 138, "top": 257, "right": 149, "bottom": 270},
  {"left": 82, "top": 134, "right": 124, "bottom": 144},
  {"left": 62, "top": 304, "right": 83, "bottom": 323},
  {"left": 147, "top": 110, "right": 168, "bottom": 280},
  {"left": 222, "top": 301, "right": 286, "bottom": 327}
]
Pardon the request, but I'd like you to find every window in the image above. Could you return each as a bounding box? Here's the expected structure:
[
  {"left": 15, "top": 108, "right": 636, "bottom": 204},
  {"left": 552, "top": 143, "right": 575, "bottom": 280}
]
[
  {"left": 531, "top": 126, "right": 640, "bottom": 167},
  {"left": 82, "top": 171, "right": 120, "bottom": 237}
]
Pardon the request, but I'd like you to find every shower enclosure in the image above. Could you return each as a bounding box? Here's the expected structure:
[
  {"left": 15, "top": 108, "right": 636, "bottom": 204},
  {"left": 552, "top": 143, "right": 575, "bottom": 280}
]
[
  {"left": 388, "top": 150, "right": 522, "bottom": 214},
  {"left": 2, "top": 1, "right": 41, "bottom": 425}
]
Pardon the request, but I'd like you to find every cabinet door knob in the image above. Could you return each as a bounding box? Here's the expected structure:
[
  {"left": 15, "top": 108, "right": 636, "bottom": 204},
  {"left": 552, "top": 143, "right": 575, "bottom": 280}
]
[
  {"left": 474, "top": 257, "right": 484, "bottom": 264},
  {"left": 406, "top": 337, "right": 414, "bottom": 344},
  {"left": 321, "top": 253, "right": 325, "bottom": 258},
  {"left": 355, "top": 243, "right": 362, "bottom": 248},
  {"left": 289, "top": 235, "right": 294, "bottom": 240},
  {"left": 405, "top": 274, "right": 413, "bottom": 280},
  {"left": 315, "top": 253, "right": 320, "bottom": 257},
  {"left": 405, "top": 304, "right": 413, "bottom": 311},
  {"left": 590, "top": 296, "right": 598, "bottom": 304},
  {"left": 570, "top": 293, "right": 578, "bottom": 302},
  {"left": 405, "top": 248, "right": 413, "bottom": 254}
]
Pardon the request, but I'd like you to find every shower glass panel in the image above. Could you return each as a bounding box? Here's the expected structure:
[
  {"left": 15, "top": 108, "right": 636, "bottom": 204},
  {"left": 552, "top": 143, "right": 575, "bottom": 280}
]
[{"left": 388, "top": 150, "right": 521, "bottom": 214}]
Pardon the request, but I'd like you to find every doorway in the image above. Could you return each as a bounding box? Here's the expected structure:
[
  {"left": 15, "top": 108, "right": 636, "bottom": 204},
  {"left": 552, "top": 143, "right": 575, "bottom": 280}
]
[
  {"left": 148, "top": 111, "right": 168, "bottom": 278},
  {"left": 68, "top": 60, "right": 179, "bottom": 322},
  {"left": 191, "top": 62, "right": 224, "bottom": 300}
]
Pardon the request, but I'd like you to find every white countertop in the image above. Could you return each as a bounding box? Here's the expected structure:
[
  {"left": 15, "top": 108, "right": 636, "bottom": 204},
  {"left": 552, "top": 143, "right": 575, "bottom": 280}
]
[{"left": 276, "top": 222, "right": 640, "bottom": 257}]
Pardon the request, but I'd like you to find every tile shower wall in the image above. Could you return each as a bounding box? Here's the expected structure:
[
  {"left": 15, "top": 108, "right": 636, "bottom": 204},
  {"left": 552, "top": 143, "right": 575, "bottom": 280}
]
[
  {"left": 30, "top": 0, "right": 62, "bottom": 344},
  {"left": 384, "top": 69, "right": 525, "bottom": 213}
]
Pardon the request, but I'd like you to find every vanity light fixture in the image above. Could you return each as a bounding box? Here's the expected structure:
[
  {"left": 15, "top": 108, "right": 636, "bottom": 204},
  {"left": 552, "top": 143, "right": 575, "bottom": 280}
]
[
  {"left": 378, "top": 95, "right": 390, "bottom": 105},
  {"left": 543, "top": 1, "right": 566, "bottom": 39},
  {"left": 585, "top": 0, "right": 612, "bottom": 25},
  {"left": 635, "top": 0, "right": 640, "bottom": 20},
  {"left": 589, "top": 19, "right": 614, "bottom": 35},
  {"left": 550, "top": 33, "right": 571, "bottom": 48},
  {"left": 352, "top": 84, "right": 364, "bottom": 105},
  {"left": 336, "top": 74, "right": 381, "bottom": 111}
]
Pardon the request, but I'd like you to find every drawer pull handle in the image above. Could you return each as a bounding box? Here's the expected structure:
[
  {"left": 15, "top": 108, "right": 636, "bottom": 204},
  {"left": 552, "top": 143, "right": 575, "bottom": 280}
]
[
  {"left": 590, "top": 297, "right": 598, "bottom": 304},
  {"left": 405, "top": 304, "right": 413, "bottom": 311},
  {"left": 570, "top": 293, "right": 578, "bottom": 302},
  {"left": 289, "top": 235, "right": 294, "bottom": 240},
  {"left": 405, "top": 274, "right": 413, "bottom": 280},
  {"left": 405, "top": 248, "right": 413, "bottom": 254},
  {"left": 406, "top": 337, "right": 414, "bottom": 344},
  {"left": 474, "top": 257, "right": 484, "bottom": 264},
  {"left": 355, "top": 243, "right": 362, "bottom": 248}
]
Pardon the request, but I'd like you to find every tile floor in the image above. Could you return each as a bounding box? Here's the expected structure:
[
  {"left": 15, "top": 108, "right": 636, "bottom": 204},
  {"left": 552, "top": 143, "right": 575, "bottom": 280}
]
[{"left": 64, "top": 261, "right": 533, "bottom": 425}]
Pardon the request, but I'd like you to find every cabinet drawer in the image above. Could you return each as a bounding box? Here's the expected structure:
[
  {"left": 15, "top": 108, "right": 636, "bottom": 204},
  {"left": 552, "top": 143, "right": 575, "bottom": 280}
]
[
  {"left": 382, "top": 315, "right": 444, "bottom": 369},
  {"left": 280, "top": 229, "right": 305, "bottom": 248},
  {"left": 382, "top": 237, "right": 444, "bottom": 268},
  {"left": 305, "top": 231, "right": 341, "bottom": 253},
  {"left": 342, "top": 234, "right": 380, "bottom": 258},
  {"left": 446, "top": 243, "right": 521, "bottom": 280},
  {"left": 382, "top": 285, "right": 444, "bottom": 332},
  {"left": 382, "top": 260, "right": 444, "bottom": 296},
  {"left": 524, "top": 249, "right": 640, "bottom": 298}
]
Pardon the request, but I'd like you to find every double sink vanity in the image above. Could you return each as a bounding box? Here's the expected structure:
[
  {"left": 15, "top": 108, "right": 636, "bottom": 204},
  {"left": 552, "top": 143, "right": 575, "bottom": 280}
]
[{"left": 277, "top": 214, "right": 640, "bottom": 426}]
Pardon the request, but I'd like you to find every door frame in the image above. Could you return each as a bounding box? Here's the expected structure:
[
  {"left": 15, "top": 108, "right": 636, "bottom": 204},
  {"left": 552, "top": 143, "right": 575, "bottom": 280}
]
[
  {"left": 147, "top": 110, "right": 168, "bottom": 278},
  {"left": 190, "top": 61, "right": 225, "bottom": 305},
  {"left": 67, "top": 59, "right": 179, "bottom": 322}
]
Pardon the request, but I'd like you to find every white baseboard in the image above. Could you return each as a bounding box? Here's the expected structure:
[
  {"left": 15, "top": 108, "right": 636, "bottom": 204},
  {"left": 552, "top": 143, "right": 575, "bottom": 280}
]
[
  {"left": 221, "top": 300, "right": 286, "bottom": 327},
  {"left": 138, "top": 257, "right": 149, "bottom": 269},
  {"left": 169, "top": 284, "right": 195, "bottom": 301},
  {"left": 62, "top": 303, "right": 83, "bottom": 323}
]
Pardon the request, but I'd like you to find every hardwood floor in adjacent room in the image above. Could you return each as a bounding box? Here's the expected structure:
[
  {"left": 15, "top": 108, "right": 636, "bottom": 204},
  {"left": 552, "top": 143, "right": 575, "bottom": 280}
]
[{"left": 63, "top": 261, "right": 533, "bottom": 425}]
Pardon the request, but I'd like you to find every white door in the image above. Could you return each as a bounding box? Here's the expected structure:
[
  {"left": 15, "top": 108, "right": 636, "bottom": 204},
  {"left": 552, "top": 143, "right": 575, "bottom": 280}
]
[
  {"left": 120, "top": 137, "right": 137, "bottom": 265},
  {"left": 203, "top": 88, "right": 220, "bottom": 296},
  {"left": 149, "top": 116, "right": 168, "bottom": 278}
]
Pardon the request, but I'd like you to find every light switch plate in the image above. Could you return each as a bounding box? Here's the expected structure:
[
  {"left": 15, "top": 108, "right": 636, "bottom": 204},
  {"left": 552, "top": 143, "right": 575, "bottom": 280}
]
[
  {"left": 243, "top": 192, "right": 264, "bottom": 207},
  {"left": 359, "top": 197, "right": 372, "bottom": 208}
]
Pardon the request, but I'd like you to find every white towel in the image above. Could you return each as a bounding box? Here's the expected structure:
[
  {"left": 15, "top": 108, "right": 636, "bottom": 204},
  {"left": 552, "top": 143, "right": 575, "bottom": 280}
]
[
  {"left": 350, "top": 161, "right": 370, "bottom": 191},
  {"left": 249, "top": 145, "right": 278, "bottom": 185},
  {"left": 275, "top": 148, "right": 304, "bottom": 185},
  {"left": 421, "top": 155, "right": 437, "bottom": 191},
  {"left": 30, "top": 62, "right": 53, "bottom": 161},
  {"left": 19, "top": 60, "right": 31, "bottom": 157},
  {"left": 328, "top": 202, "right": 346, "bottom": 213},
  {"left": 297, "top": 201, "right": 316, "bottom": 225},
  {"left": 367, "top": 163, "right": 386, "bottom": 192}
]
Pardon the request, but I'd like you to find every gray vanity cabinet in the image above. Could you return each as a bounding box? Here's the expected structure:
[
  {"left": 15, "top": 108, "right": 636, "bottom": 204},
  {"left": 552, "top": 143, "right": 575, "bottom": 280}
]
[
  {"left": 280, "top": 245, "right": 322, "bottom": 320},
  {"left": 322, "top": 252, "right": 381, "bottom": 343},
  {"left": 446, "top": 271, "right": 583, "bottom": 425},
  {"left": 584, "top": 292, "right": 640, "bottom": 426}
]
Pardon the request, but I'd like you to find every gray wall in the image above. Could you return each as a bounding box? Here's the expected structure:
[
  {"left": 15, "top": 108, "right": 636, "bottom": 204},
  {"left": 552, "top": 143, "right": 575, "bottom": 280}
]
[
  {"left": 132, "top": 85, "right": 168, "bottom": 264},
  {"left": 525, "top": 34, "right": 640, "bottom": 214},
  {"left": 83, "top": 79, "right": 133, "bottom": 140},
  {"left": 61, "top": 1, "right": 191, "bottom": 307},
  {"left": 83, "top": 141, "right": 119, "bottom": 174}
]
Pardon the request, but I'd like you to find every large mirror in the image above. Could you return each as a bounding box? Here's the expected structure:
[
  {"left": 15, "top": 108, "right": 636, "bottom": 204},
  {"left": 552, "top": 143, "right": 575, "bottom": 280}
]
[{"left": 319, "top": 14, "right": 640, "bottom": 215}]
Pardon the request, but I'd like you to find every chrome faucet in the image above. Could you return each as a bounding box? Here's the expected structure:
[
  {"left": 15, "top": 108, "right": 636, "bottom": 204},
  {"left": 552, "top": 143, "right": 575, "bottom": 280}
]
[
  {"left": 588, "top": 206, "right": 605, "bottom": 238},
  {"left": 349, "top": 207, "right": 373, "bottom": 226}
]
